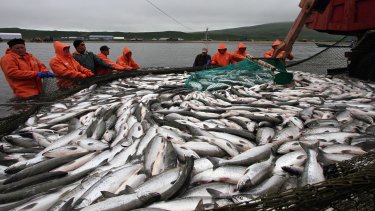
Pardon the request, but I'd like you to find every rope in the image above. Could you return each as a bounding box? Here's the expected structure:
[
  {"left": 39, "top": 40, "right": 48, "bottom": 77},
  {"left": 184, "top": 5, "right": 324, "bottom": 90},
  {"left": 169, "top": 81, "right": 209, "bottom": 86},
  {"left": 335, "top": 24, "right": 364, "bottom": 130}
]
[{"left": 286, "top": 36, "right": 348, "bottom": 68}]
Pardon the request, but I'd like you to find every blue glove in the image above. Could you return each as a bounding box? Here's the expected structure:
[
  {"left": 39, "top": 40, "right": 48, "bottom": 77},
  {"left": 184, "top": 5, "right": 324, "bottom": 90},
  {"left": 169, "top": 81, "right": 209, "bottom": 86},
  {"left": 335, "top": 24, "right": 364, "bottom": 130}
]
[
  {"left": 46, "top": 72, "right": 54, "bottom": 77},
  {"left": 37, "top": 72, "right": 54, "bottom": 78}
]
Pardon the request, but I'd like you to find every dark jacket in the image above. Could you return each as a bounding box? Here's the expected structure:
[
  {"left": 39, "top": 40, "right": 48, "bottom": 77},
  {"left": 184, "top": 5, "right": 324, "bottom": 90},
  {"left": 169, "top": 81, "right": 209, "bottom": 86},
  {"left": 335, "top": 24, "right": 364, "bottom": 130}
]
[
  {"left": 73, "top": 51, "right": 114, "bottom": 73},
  {"left": 193, "top": 53, "right": 211, "bottom": 67}
]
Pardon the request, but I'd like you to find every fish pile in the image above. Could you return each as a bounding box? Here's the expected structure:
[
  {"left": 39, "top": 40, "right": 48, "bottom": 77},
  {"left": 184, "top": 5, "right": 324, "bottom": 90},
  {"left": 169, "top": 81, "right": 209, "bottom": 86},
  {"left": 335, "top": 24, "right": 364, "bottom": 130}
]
[{"left": 0, "top": 71, "right": 375, "bottom": 210}]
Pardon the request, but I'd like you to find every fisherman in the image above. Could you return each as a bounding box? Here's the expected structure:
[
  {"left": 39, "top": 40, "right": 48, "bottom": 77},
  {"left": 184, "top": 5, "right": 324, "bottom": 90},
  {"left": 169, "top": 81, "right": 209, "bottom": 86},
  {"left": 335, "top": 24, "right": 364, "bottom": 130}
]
[
  {"left": 49, "top": 41, "right": 94, "bottom": 89},
  {"left": 97, "top": 45, "right": 131, "bottom": 75},
  {"left": 0, "top": 38, "right": 54, "bottom": 99},
  {"left": 211, "top": 43, "right": 232, "bottom": 67},
  {"left": 116, "top": 47, "right": 141, "bottom": 70},
  {"left": 263, "top": 39, "right": 294, "bottom": 60},
  {"left": 193, "top": 48, "right": 211, "bottom": 67},
  {"left": 72, "top": 39, "right": 115, "bottom": 74},
  {"left": 232, "top": 42, "right": 252, "bottom": 63}
]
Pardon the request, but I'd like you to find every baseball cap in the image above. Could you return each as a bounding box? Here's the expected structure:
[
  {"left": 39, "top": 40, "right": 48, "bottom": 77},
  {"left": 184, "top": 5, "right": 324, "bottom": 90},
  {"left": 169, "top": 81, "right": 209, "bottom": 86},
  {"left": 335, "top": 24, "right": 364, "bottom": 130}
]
[{"left": 202, "top": 48, "right": 208, "bottom": 52}]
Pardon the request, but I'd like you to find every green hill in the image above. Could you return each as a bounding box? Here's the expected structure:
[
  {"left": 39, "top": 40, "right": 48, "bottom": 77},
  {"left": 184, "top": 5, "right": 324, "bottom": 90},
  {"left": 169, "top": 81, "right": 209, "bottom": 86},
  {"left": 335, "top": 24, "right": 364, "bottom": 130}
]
[
  {"left": 205, "top": 22, "right": 342, "bottom": 41},
  {"left": 0, "top": 22, "right": 342, "bottom": 42}
]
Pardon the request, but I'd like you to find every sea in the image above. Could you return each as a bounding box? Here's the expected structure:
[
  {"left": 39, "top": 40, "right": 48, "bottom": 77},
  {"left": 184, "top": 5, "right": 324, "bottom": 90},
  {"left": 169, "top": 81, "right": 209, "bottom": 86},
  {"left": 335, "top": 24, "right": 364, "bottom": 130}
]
[{"left": 0, "top": 41, "right": 323, "bottom": 107}]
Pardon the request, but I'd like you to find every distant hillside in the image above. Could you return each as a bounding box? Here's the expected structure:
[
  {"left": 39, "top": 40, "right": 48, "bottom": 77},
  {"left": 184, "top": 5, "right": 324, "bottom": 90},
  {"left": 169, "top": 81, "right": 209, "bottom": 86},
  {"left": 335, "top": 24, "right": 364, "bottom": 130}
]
[
  {"left": 206, "top": 22, "right": 343, "bottom": 41},
  {"left": 0, "top": 22, "right": 343, "bottom": 42}
]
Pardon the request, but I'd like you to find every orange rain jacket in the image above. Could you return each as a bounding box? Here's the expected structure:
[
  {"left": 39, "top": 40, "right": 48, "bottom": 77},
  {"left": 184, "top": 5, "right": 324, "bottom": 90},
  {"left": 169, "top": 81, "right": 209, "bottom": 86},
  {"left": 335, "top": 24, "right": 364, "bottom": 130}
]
[
  {"left": 232, "top": 42, "right": 248, "bottom": 63},
  {"left": 263, "top": 40, "right": 294, "bottom": 60},
  {"left": 116, "top": 48, "right": 140, "bottom": 70},
  {"left": 96, "top": 53, "right": 129, "bottom": 75},
  {"left": 49, "top": 41, "right": 93, "bottom": 89},
  {"left": 211, "top": 43, "right": 232, "bottom": 67},
  {"left": 0, "top": 49, "right": 48, "bottom": 98}
]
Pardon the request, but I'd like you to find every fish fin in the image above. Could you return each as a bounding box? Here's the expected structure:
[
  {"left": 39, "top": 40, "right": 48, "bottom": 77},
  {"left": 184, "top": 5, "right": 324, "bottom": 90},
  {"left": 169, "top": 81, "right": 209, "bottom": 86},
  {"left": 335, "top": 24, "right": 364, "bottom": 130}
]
[
  {"left": 281, "top": 166, "right": 303, "bottom": 176},
  {"left": 270, "top": 145, "right": 278, "bottom": 157},
  {"left": 99, "top": 158, "right": 109, "bottom": 166},
  {"left": 125, "top": 154, "right": 133, "bottom": 163},
  {"left": 312, "top": 140, "right": 320, "bottom": 151},
  {"left": 123, "top": 185, "right": 136, "bottom": 194},
  {"left": 317, "top": 148, "right": 327, "bottom": 164},
  {"left": 195, "top": 199, "right": 205, "bottom": 211},
  {"left": 299, "top": 141, "right": 310, "bottom": 153},
  {"left": 101, "top": 191, "right": 118, "bottom": 198},
  {"left": 213, "top": 202, "right": 220, "bottom": 209},
  {"left": 206, "top": 188, "right": 224, "bottom": 198},
  {"left": 129, "top": 156, "right": 144, "bottom": 165},
  {"left": 60, "top": 198, "right": 75, "bottom": 211},
  {"left": 206, "top": 157, "right": 221, "bottom": 169},
  {"left": 318, "top": 148, "right": 327, "bottom": 154}
]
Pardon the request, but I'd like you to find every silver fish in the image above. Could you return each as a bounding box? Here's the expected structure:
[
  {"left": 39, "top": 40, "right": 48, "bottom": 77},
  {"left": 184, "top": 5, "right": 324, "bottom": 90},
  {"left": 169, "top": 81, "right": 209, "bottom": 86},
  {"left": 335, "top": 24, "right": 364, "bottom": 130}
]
[
  {"left": 237, "top": 149, "right": 277, "bottom": 191},
  {"left": 42, "top": 145, "right": 89, "bottom": 158},
  {"left": 256, "top": 127, "right": 275, "bottom": 145},
  {"left": 191, "top": 166, "right": 246, "bottom": 184},
  {"left": 300, "top": 141, "right": 325, "bottom": 186},
  {"left": 76, "top": 138, "right": 109, "bottom": 151}
]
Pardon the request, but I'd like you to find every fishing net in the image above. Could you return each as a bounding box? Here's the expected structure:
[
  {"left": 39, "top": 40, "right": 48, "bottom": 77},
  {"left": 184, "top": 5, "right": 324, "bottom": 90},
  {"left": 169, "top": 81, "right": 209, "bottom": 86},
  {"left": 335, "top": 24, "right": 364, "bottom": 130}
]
[
  {"left": 185, "top": 59, "right": 286, "bottom": 91},
  {"left": 0, "top": 36, "right": 374, "bottom": 210},
  {"left": 287, "top": 36, "right": 350, "bottom": 75},
  {"left": 219, "top": 152, "right": 375, "bottom": 211}
]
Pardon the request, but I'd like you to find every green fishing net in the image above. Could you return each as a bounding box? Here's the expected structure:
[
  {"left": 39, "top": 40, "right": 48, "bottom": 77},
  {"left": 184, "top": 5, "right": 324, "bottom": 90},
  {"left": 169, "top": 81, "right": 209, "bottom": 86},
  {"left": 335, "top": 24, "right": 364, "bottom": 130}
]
[{"left": 185, "top": 59, "right": 286, "bottom": 91}]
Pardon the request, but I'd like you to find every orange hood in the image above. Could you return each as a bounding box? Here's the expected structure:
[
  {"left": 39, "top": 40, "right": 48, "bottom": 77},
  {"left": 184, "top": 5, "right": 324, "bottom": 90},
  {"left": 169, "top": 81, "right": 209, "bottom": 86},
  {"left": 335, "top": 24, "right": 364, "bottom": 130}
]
[
  {"left": 5, "top": 48, "right": 12, "bottom": 54},
  {"left": 218, "top": 43, "right": 227, "bottom": 50},
  {"left": 238, "top": 42, "right": 246, "bottom": 49},
  {"left": 123, "top": 47, "right": 132, "bottom": 56},
  {"left": 272, "top": 40, "right": 282, "bottom": 48},
  {"left": 53, "top": 41, "right": 71, "bottom": 58}
]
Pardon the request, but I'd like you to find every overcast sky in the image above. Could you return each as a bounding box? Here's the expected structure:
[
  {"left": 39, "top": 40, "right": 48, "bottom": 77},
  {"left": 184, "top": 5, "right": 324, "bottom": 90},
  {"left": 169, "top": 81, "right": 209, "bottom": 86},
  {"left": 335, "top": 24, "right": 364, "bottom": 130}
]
[{"left": 0, "top": 0, "right": 301, "bottom": 32}]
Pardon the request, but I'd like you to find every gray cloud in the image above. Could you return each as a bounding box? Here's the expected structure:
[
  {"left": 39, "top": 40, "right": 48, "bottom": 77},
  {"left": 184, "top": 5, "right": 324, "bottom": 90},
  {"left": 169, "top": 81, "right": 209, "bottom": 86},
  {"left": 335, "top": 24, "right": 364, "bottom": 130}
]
[{"left": 0, "top": 0, "right": 300, "bottom": 32}]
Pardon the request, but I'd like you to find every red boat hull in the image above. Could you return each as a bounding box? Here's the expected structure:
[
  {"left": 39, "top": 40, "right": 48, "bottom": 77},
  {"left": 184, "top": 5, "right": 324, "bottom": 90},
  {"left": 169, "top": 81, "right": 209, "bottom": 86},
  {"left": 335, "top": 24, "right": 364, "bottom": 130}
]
[{"left": 306, "top": 0, "right": 375, "bottom": 34}]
